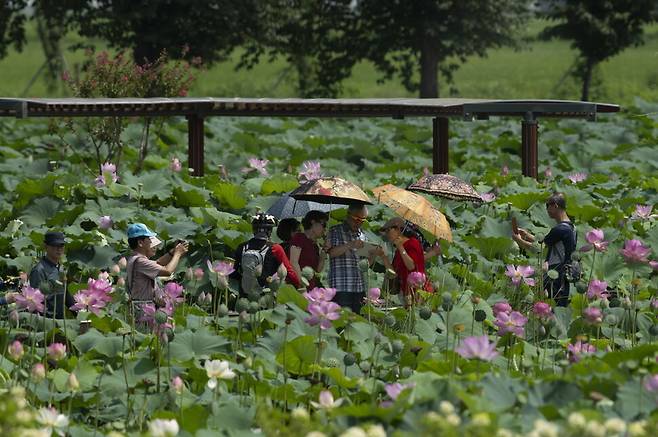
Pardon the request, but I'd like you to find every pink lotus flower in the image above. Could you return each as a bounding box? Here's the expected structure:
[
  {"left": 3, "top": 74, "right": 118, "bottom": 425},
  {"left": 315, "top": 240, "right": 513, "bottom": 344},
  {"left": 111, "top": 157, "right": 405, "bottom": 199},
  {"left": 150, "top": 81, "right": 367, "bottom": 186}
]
[
  {"left": 494, "top": 311, "right": 527, "bottom": 337},
  {"left": 532, "top": 302, "right": 553, "bottom": 320},
  {"left": 305, "top": 301, "right": 341, "bottom": 330},
  {"left": 8, "top": 340, "right": 24, "bottom": 360},
  {"left": 385, "top": 382, "right": 414, "bottom": 400},
  {"left": 583, "top": 307, "right": 602, "bottom": 325},
  {"left": 96, "top": 162, "right": 119, "bottom": 186},
  {"left": 587, "top": 280, "right": 608, "bottom": 299},
  {"left": 567, "top": 172, "right": 587, "bottom": 183},
  {"left": 480, "top": 192, "right": 496, "bottom": 202},
  {"left": 170, "top": 157, "right": 182, "bottom": 172},
  {"left": 15, "top": 285, "right": 45, "bottom": 313},
  {"left": 632, "top": 205, "right": 655, "bottom": 220},
  {"left": 505, "top": 265, "right": 535, "bottom": 287},
  {"left": 650, "top": 261, "right": 658, "bottom": 270},
  {"left": 492, "top": 301, "right": 512, "bottom": 318},
  {"left": 47, "top": 343, "right": 67, "bottom": 361},
  {"left": 140, "top": 303, "right": 174, "bottom": 340},
  {"left": 207, "top": 260, "right": 235, "bottom": 277},
  {"left": 643, "top": 374, "right": 658, "bottom": 392},
  {"left": 567, "top": 341, "right": 596, "bottom": 363},
  {"left": 303, "top": 287, "right": 337, "bottom": 303},
  {"left": 620, "top": 239, "right": 651, "bottom": 264},
  {"left": 242, "top": 158, "right": 269, "bottom": 176},
  {"left": 98, "top": 215, "right": 113, "bottom": 230},
  {"left": 298, "top": 160, "right": 322, "bottom": 181},
  {"left": 580, "top": 229, "right": 608, "bottom": 252},
  {"left": 455, "top": 335, "right": 498, "bottom": 361},
  {"left": 407, "top": 271, "right": 426, "bottom": 289},
  {"left": 365, "top": 287, "right": 382, "bottom": 305},
  {"left": 160, "top": 282, "right": 185, "bottom": 307}
]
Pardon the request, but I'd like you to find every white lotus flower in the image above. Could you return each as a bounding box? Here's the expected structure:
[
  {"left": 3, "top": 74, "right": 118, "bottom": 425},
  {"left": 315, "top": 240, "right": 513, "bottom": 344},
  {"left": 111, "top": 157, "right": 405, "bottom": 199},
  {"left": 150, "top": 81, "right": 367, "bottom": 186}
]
[
  {"left": 310, "top": 390, "right": 343, "bottom": 409},
  {"left": 148, "top": 418, "right": 180, "bottom": 437},
  {"left": 36, "top": 407, "right": 69, "bottom": 436},
  {"left": 205, "top": 359, "right": 236, "bottom": 389}
]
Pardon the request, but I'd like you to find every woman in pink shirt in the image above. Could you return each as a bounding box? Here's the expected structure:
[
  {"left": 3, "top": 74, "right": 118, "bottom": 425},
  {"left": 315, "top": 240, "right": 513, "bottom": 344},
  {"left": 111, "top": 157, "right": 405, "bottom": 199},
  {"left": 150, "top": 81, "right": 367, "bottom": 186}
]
[{"left": 289, "top": 210, "right": 330, "bottom": 290}]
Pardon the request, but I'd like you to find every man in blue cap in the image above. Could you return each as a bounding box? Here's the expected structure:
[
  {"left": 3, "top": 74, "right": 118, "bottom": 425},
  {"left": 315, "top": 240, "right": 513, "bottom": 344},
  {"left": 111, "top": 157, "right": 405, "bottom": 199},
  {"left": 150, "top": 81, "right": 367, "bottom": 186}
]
[
  {"left": 29, "top": 230, "right": 74, "bottom": 318},
  {"left": 125, "top": 223, "right": 188, "bottom": 303}
]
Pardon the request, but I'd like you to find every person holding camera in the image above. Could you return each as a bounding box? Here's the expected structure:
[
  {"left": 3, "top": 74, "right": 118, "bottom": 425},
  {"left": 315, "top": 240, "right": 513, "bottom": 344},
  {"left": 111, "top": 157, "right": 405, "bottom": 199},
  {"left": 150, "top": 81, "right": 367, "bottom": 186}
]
[
  {"left": 512, "top": 192, "right": 577, "bottom": 306},
  {"left": 125, "top": 223, "right": 189, "bottom": 303}
]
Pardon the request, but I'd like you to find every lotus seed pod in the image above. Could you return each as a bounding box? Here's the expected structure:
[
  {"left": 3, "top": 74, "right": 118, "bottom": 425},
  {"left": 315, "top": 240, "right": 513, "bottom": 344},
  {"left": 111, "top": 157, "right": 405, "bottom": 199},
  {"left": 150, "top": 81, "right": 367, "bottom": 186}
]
[
  {"left": 236, "top": 298, "right": 250, "bottom": 313},
  {"left": 301, "top": 266, "right": 315, "bottom": 280},
  {"left": 165, "top": 328, "right": 175, "bottom": 342},
  {"left": 605, "top": 314, "right": 619, "bottom": 326},
  {"left": 384, "top": 314, "right": 396, "bottom": 327},
  {"left": 441, "top": 302, "right": 453, "bottom": 312},
  {"left": 343, "top": 353, "right": 356, "bottom": 367},
  {"left": 247, "top": 291, "right": 260, "bottom": 302},
  {"left": 547, "top": 269, "right": 559, "bottom": 280},
  {"left": 391, "top": 339, "right": 404, "bottom": 354},
  {"left": 609, "top": 297, "right": 621, "bottom": 308},
  {"left": 474, "top": 309, "right": 487, "bottom": 322},
  {"left": 154, "top": 310, "right": 168, "bottom": 324},
  {"left": 248, "top": 301, "right": 259, "bottom": 314},
  {"left": 575, "top": 282, "right": 588, "bottom": 294},
  {"left": 442, "top": 292, "right": 452, "bottom": 303},
  {"left": 325, "top": 358, "right": 339, "bottom": 368},
  {"left": 217, "top": 304, "right": 229, "bottom": 317},
  {"left": 400, "top": 367, "right": 413, "bottom": 378}
]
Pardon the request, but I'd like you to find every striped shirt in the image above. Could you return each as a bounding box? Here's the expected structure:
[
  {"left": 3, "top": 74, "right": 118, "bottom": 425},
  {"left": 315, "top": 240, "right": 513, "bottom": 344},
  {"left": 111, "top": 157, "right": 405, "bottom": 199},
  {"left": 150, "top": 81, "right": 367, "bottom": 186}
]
[{"left": 328, "top": 222, "right": 366, "bottom": 294}]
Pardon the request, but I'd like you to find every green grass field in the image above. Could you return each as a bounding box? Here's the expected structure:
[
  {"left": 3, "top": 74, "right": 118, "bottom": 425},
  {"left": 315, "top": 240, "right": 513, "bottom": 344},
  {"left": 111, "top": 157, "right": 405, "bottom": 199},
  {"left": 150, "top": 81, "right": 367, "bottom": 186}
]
[{"left": 1, "top": 20, "right": 656, "bottom": 105}]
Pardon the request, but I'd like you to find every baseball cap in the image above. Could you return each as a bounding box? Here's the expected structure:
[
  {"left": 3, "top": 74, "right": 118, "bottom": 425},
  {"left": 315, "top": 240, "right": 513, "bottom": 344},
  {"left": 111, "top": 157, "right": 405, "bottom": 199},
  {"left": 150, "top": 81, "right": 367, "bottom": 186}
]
[
  {"left": 380, "top": 217, "right": 405, "bottom": 232},
  {"left": 44, "top": 231, "right": 66, "bottom": 246},
  {"left": 127, "top": 223, "right": 157, "bottom": 239}
]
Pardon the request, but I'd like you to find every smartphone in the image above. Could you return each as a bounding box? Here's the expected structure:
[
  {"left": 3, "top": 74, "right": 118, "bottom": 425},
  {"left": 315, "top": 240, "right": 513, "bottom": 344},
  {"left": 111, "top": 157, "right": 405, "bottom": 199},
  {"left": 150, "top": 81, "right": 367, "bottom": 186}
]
[{"left": 511, "top": 216, "right": 519, "bottom": 234}]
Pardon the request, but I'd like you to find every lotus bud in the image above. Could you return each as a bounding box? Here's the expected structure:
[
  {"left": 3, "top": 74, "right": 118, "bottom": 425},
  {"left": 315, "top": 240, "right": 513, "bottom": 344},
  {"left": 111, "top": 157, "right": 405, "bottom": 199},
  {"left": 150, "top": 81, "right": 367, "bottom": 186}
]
[
  {"left": 547, "top": 269, "right": 559, "bottom": 280},
  {"left": 31, "top": 363, "right": 46, "bottom": 382},
  {"left": 9, "top": 310, "right": 19, "bottom": 326},
  {"left": 442, "top": 292, "right": 452, "bottom": 304},
  {"left": 217, "top": 275, "right": 229, "bottom": 290},
  {"left": 217, "top": 304, "right": 229, "bottom": 317},
  {"left": 373, "top": 333, "right": 382, "bottom": 344},
  {"left": 239, "top": 311, "right": 249, "bottom": 323},
  {"left": 276, "top": 263, "right": 288, "bottom": 281},
  {"left": 301, "top": 266, "right": 315, "bottom": 280},
  {"left": 171, "top": 376, "right": 184, "bottom": 395},
  {"left": 117, "top": 277, "right": 125, "bottom": 287},
  {"left": 291, "top": 407, "right": 310, "bottom": 422},
  {"left": 67, "top": 372, "right": 80, "bottom": 391},
  {"left": 194, "top": 268, "right": 204, "bottom": 281},
  {"left": 400, "top": 367, "right": 413, "bottom": 378},
  {"left": 186, "top": 268, "right": 194, "bottom": 281},
  {"left": 391, "top": 339, "right": 404, "bottom": 354},
  {"left": 471, "top": 295, "right": 481, "bottom": 305},
  {"left": 204, "top": 293, "right": 213, "bottom": 305},
  {"left": 8, "top": 341, "right": 24, "bottom": 360},
  {"left": 117, "top": 257, "right": 127, "bottom": 269},
  {"left": 197, "top": 292, "right": 207, "bottom": 306},
  {"left": 622, "top": 297, "right": 632, "bottom": 310}
]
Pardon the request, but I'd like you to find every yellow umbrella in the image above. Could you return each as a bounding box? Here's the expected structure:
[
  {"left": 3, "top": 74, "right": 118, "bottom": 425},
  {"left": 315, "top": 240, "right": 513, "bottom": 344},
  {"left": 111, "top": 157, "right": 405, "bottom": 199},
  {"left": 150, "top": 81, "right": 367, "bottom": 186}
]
[{"left": 372, "top": 184, "right": 452, "bottom": 242}]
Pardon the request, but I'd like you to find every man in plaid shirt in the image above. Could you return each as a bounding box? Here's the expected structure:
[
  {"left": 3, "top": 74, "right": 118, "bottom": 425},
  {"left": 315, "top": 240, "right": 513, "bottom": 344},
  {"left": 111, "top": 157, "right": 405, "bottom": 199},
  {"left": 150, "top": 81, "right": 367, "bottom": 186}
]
[{"left": 328, "top": 204, "right": 372, "bottom": 313}]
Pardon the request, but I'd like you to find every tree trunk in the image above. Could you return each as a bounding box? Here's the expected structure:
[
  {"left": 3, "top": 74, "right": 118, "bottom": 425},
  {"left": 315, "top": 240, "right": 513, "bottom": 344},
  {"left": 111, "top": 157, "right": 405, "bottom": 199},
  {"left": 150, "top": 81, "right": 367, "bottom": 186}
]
[
  {"left": 419, "top": 36, "right": 439, "bottom": 98},
  {"left": 580, "top": 59, "right": 594, "bottom": 101}
]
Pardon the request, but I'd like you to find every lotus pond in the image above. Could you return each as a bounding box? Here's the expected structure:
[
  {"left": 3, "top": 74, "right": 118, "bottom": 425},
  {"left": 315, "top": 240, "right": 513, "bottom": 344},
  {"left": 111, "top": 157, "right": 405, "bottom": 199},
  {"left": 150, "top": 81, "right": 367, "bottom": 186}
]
[{"left": 0, "top": 99, "right": 658, "bottom": 436}]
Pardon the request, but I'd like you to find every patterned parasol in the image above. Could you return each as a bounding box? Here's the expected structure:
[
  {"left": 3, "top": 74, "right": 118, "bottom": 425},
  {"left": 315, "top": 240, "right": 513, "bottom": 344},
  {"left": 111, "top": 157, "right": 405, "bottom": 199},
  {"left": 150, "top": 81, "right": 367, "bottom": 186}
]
[
  {"left": 290, "top": 177, "right": 372, "bottom": 205},
  {"left": 407, "top": 173, "right": 482, "bottom": 202},
  {"left": 372, "top": 184, "right": 452, "bottom": 242}
]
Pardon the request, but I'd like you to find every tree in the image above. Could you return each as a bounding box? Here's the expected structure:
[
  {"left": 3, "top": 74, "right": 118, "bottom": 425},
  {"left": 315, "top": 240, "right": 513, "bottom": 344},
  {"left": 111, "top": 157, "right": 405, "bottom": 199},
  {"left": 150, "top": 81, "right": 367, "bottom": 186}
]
[
  {"left": 355, "top": 0, "right": 530, "bottom": 98},
  {"left": 74, "top": 0, "right": 258, "bottom": 65},
  {"left": 0, "top": 0, "right": 28, "bottom": 60},
  {"left": 540, "top": 0, "right": 658, "bottom": 101},
  {"left": 239, "top": 0, "right": 358, "bottom": 97}
]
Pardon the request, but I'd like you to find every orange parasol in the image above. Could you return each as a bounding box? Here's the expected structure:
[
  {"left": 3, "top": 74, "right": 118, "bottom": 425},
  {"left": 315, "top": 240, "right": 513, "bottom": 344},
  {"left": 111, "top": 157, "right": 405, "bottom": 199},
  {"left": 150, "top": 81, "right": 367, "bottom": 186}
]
[{"left": 372, "top": 184, "right": 452, "bottom": 242}]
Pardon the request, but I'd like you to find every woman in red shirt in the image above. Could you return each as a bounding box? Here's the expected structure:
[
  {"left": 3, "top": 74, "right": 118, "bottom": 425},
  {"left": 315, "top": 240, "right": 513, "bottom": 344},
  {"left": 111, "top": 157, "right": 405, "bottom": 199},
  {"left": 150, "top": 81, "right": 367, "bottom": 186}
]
[
  {"left": 289, "top": 210, "right": 330, "bottom": 290},
  {"left": 376, "top": 217, "right": 429, "bottom": 300}
]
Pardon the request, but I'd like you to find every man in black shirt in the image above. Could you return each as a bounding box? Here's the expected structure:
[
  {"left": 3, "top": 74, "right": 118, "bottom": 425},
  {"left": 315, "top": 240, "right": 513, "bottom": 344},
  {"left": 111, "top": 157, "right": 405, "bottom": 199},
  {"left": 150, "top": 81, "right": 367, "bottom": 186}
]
[
  {"left": 512, "top": 193, "right": 576, "bottom": 306},
  {"left": 29, "top": 231, "right": 76, "bottom": 318}
]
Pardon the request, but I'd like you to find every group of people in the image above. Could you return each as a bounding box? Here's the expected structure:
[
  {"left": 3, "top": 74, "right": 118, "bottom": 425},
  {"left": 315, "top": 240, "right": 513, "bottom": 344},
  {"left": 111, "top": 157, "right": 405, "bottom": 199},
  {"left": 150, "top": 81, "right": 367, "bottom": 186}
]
[{"left": 7, "top": 191, "right": 578, "bottom": 318}]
